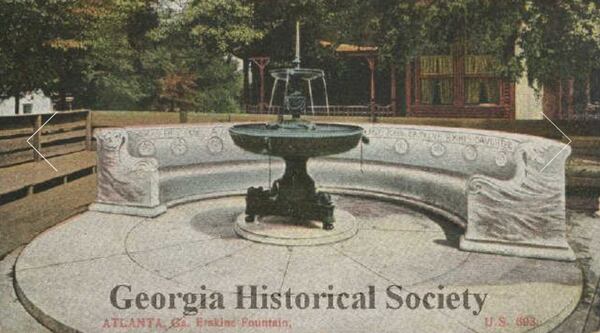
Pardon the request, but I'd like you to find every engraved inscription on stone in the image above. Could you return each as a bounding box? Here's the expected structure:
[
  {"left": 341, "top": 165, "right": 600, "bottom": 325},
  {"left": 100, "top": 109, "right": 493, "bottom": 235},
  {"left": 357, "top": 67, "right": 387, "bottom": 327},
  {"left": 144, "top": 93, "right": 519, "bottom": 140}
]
[
  {"left": 130, "top": 127, "right": 205, "bottom": 139},
  {"left": 365, "top": 126, "right": 517, "bottom": 151}
]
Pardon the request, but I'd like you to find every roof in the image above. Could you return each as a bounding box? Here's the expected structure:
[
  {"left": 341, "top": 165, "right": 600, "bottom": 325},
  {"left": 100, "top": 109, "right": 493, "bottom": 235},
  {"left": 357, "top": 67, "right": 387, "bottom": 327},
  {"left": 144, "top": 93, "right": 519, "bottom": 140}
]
[{"left": 319, "top": 40, "right": 378, "bottom": 56}]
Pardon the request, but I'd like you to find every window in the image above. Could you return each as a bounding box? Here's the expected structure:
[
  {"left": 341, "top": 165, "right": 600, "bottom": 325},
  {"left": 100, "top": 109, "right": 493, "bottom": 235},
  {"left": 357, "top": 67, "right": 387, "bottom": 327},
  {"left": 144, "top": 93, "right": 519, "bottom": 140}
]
[
  {"left": 419, "top": 56, "right": 453, "bottom": 105},
  {"left": 464, "top": 55, "right": 500, "bottom": 105},
  {"left": 411, "top": 54, "right": 507, "bottom": 110},
  {"left": 23, "top": 103, "right": 33, "bottom": 114},
  {"left": 465, "top": 78, "right": 500, "bottom": 104}
]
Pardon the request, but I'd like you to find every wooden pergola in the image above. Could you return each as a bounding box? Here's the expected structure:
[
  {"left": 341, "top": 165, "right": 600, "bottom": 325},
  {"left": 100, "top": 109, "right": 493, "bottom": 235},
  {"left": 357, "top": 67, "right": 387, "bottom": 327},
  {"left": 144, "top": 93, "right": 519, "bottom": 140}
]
[
  {"left": 322, "top": 41, "right": 398, "bottom": 118},
  {"left": 242, "top": 41, "right": 530, "bottom": 120},
  {"left": 248, "top": 56, "right": 270, "bottom": 113},
  {"left": 242, "top": 41, "right": 399, "bottom": 118}
]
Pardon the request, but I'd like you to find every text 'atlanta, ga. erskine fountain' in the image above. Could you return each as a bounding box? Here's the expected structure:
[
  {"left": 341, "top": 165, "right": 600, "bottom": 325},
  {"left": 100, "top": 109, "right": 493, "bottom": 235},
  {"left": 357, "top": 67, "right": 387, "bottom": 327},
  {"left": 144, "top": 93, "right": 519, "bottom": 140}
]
[{"left": 229, "top": 21, "right": 368, "bottom": 231}]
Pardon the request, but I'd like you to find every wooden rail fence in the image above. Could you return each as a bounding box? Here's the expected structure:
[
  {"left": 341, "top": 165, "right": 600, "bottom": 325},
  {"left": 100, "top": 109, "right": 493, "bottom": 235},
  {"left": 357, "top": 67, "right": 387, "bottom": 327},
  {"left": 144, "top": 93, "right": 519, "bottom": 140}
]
[
  {"left": 0, "top": 110, "right": 92, "bottom": 168},
  {"left": 0, "top": 110, "right": 96, "bottom": 257}
]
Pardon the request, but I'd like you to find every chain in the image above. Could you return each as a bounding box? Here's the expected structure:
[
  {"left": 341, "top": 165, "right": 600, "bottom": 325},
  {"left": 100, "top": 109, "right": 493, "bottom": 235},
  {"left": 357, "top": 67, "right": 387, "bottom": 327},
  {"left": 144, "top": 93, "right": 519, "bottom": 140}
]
[
  {"left": 360, "top": 139, "right": 364, "bottom": 173},
  {"left": 268, "top": 154, "right": 272, "bottom": 188}
]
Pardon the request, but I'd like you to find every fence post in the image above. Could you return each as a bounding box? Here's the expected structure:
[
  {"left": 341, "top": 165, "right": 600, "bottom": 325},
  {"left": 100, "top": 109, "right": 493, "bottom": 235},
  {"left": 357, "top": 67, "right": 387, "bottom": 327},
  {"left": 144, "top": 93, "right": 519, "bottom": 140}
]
[
  {"left": 33, "top": 114, "right": 42, "bottom": 161},
  {"left": 85, "top": 110, "right": 92, "bottom": 150},
  {"left": 179, "top": 110, "right": 188, "bottom": 123}
]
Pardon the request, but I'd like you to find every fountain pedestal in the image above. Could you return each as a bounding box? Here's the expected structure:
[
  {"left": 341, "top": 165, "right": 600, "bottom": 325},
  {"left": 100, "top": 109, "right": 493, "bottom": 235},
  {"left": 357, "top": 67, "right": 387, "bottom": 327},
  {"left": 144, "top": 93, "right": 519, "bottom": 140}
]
[
  {"left": 229, "top": 22, "right": 365, "bottom": 232},
  {"left": 229, "top": 117, "right": 364, "bottom": 231},
  {"left": 245, "top": 156, "right": 335, "bottom": 229}
]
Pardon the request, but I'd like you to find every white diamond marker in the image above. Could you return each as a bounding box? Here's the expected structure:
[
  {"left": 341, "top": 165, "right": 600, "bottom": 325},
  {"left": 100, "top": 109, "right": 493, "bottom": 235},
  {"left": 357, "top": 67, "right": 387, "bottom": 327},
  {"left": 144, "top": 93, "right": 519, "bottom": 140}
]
[
  {"left": 540, "top": 112, "right": 572, "bottom": 173},
  {"left": 26, "top": 112, "right": 58, "bottom": 172}
]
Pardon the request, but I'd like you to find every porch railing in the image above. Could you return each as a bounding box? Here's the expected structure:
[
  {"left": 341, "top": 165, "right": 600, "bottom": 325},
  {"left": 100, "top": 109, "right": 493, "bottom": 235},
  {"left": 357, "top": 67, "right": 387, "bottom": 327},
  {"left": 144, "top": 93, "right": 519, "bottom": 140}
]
[
  {"left": 563, "top": 112, "right": 600, "bottom": 120},
  {"left": 245, "top": 104, "right": 395, "bottom": 117}
]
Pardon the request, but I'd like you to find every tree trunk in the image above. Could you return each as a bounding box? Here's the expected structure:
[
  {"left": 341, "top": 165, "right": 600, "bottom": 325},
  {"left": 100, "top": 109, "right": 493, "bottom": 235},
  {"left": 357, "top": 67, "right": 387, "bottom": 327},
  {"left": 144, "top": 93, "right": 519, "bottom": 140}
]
[
  {"left": 242, "top": 58, "right": 249, "bottom": 108},
  {"left": 57, "top": 90, "right": 66, "bottom": 111},
  {"left": 567, "top": 79, "right": 574, "bottom": 117},
  {"left": 542, "top": 81, "right": 559, "bottom": 119},
  {"left": 14, "top": 93, "right": 20, "bottom": 114},
  {"left": 390, "top": 64, "right": 397, "bottom": 115}
]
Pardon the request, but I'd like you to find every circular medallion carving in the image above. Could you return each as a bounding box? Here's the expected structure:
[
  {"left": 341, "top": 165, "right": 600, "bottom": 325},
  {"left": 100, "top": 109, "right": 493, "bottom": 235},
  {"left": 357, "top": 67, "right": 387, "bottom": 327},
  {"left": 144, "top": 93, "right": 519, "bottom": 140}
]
[
  {"left": 394, "top": 139, "right": 409, "bottom": 155},
  {"left": 462, "top": 145, "right": 478, "bottom": 161},
  {"left": 137, "top": 140, "right": 156, "bottom": 157},
  {"left": 496, "top": 151, "right": 508, "bottom": 167},
  {"left": 170, "top": 138, "right": 187, "bottom": 156},
  {"left": 430, "top": 143, "right": 446, "bottom": 157},
  {"left": 207, "top": 136, "right": 224, "bottom": 154}
]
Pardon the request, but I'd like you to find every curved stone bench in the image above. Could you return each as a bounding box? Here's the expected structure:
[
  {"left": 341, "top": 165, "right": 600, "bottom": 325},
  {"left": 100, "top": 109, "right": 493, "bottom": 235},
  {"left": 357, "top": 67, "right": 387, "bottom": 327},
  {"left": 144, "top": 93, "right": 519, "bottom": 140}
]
[{"left": 90, "top": 123, "right": 575, "bottom": 261}]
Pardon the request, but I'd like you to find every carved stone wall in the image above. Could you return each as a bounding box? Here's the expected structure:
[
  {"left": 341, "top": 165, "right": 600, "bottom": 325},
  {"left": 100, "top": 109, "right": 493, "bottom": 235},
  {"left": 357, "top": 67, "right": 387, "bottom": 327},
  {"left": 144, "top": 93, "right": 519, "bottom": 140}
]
[
  {"left": 462, "top": 141, "right": 573, "bottom": 260},
  {"left": 89, "top": 129, "right": 162, "bottom": 217},
  {"left": 90, "top": 123, "right": 574, "bottom": 260}
]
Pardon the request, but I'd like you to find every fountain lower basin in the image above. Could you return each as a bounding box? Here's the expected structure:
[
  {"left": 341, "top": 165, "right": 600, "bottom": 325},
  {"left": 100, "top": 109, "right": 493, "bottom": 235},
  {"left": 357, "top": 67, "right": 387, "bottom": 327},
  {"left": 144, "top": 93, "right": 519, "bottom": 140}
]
[{"left": 229, "top": 122, "right": 364, "bottom": 158}]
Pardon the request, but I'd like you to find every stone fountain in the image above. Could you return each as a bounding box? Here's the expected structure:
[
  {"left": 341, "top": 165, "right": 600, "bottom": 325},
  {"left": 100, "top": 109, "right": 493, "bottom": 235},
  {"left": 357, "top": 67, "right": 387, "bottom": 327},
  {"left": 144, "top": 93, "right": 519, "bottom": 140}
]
[
  {"left": 268, "top": 21, "right": 330, "bottom": 115},
  {"left": 229, "top": 21, "right": 367, "bottom": 231}
]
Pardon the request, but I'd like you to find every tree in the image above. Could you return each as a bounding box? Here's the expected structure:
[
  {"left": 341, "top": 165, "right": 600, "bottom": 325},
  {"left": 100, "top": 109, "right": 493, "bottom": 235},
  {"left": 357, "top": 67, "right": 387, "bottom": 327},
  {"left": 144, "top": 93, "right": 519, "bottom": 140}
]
[
  {"left": 77, "top": 0, "right": 157, "bottom": 110},
  {"left": 158, "top": 71, "right": 197, "bottom": 111},
  {"left": 330, "top": 0, "right": 600, "bottom": 88},
  {"left": 0, "top": 0, "right": 152, "bottom": 112},
  {"left": 145, "top": 0, "right": 261, "bottom": 112},
  {"left": 2, "top": 0, "right": 597, "bottom": 112},
  {"left": 0, "top": 0, "right": 77, "bottom": 113},
  {"left": 521, "top": 0, "right": 600, "bottom": 86}
]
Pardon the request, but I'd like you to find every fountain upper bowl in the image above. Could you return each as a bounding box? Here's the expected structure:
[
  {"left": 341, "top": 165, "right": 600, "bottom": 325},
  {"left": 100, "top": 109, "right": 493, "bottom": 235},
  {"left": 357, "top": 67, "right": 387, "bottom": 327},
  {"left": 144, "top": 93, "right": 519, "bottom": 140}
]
[
  {"left": 229, "top": 122, "right": 364, "bottom": 158},
  {"left": 270, "top": 68, "right": 325, "bottom": 81}
]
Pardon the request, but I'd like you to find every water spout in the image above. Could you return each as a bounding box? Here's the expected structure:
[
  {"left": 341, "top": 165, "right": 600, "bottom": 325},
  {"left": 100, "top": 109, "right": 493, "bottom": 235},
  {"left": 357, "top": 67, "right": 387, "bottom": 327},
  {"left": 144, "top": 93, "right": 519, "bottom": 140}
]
[
  {"left": 294, "top": 20, "right": 301, "bottom": 69},
  {"left": 307, "top": 79, "right": 315, "bottom": 115},
  {"left": 284, "top": 72, "right": 290, "bottom": 97},
  {"left": 267, "top": 20, "right": 330, "bottom": 118},
  {"left": 269, "top": 78, "right": 279, "bottom": 109},
  {"left": 322, "top": 76, "right": 330, "bottom": 116}
]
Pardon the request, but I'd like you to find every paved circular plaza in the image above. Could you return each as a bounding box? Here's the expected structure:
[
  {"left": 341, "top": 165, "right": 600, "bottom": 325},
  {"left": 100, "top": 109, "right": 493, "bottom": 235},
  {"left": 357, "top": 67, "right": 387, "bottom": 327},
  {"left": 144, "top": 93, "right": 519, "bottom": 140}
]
[{"left": 14, "top": 195, "right": 582, "bottom": 333}]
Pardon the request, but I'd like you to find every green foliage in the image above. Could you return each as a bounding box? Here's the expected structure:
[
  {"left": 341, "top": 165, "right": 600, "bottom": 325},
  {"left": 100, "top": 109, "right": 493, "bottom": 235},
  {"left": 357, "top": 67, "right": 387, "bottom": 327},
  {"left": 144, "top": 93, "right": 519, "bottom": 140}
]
[
  {"left": 327, "top": 0, "right": 599, "bottom": 86},
  {"left": 326, "top": 1, "right": 525, "bottom": 76},
  {"left": 80, "top": 1, "right": 153, "bottom": 110},
  {"left": 0, "top": 0, "right": 72, "bottom": 108},
  {"left": 144, "top": 0, "right": 260, "bottom": 112},
  {"left": 1, "top": 0, "right": 599, "bottom": 112},
  {"left": 186, "top": 0, "right": 262, "bottom": 54},
  {"left": 0, "top": 0, "right": 259, "bottom": 112},
  {"left": 521, "top": 0, "right": 600, "bottom": 86}
]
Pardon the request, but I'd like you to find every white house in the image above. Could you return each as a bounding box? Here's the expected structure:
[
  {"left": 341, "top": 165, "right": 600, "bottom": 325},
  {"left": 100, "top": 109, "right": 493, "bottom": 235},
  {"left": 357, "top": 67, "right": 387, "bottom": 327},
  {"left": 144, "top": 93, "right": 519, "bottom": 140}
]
[{"left": 0, "top": 91, "right": 53, "bottom": 116}]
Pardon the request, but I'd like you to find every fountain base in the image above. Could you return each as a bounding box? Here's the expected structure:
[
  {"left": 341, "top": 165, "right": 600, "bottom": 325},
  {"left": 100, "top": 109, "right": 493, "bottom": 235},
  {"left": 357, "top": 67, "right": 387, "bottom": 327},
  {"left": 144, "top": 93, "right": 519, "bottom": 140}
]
[
  {"left": 234, "top": 209, "right": 356, "bottom": 246},
  {"left": 244, "top": 157, "right": 335, "bottom": 230}
]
